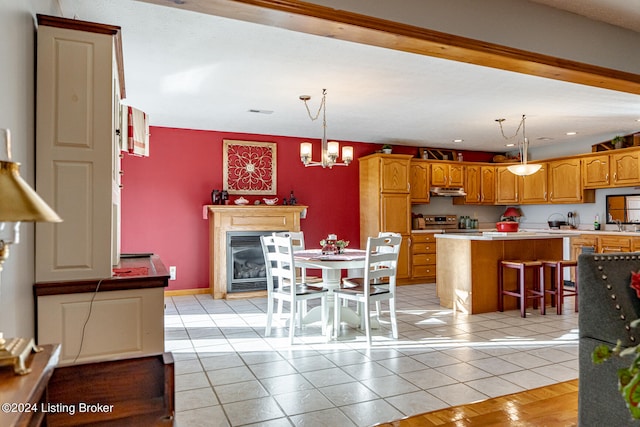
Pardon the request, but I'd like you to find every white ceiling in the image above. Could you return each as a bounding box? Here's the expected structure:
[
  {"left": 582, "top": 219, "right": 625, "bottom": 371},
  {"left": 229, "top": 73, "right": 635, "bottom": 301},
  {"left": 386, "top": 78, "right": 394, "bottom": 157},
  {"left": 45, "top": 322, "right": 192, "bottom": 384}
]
[{"left": 56, "top": 0, "right": 640, "bottom": 153}]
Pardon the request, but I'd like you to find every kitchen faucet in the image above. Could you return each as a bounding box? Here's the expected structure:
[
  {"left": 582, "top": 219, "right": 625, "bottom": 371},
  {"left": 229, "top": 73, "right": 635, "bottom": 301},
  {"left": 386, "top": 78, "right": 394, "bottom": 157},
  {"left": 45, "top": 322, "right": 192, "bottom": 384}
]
[{"left": 615, "top": 219, "right": 623, "bottom": 232}]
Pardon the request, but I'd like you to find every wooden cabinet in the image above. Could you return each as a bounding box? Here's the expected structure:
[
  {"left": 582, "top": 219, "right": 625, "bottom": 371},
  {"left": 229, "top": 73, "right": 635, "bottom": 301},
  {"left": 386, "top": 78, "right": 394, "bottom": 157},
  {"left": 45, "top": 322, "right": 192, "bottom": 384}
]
[
  {"left": 464, "top": 165, "right": 481, "bottom": 203},
  {"left": 411, "top": 232, "right": 438, "bottom": 281},
  {"left": 380, "top": 156, "right": 411, "bottom": 192},
  {"left": 569, "top": 233, "right": 640, "bottom": 257},
  {"left": 480, "top": 166, "right": 496, "bottom": 204},
  {"left": 612, "top": 150, "right": 640, "bottom": 186},
  {"left": 359, "top": 154, "right": 412, "bottom": 280},
  {"left": 35, "top": 15, "right": 125, "bottom": 282},
  {"left": 598, "top": 235, "right": 633, "bottom": 253},
  {"left": 548, "top": 159, "right": 585, "bottom": 203},
  {"left": 519, "top": 163, "right": 548, "bottom": 204},
  {"left": 410, "top": 160, "right": 430, "bottom": 203},
  {"left": 582, "top": 154, "right": 611, "bottom": 188},
  {"left": 431, "top": 162, "right": 463, "bottom": 187},
  {"left": 461, "top": 165, "right": 495, "bottom": 204},
  {"left": 496, "top": 166, "right": 519, "bottom": 204},
  {"left": 570, "top": 235, "right": 597, "bottom": 262}
]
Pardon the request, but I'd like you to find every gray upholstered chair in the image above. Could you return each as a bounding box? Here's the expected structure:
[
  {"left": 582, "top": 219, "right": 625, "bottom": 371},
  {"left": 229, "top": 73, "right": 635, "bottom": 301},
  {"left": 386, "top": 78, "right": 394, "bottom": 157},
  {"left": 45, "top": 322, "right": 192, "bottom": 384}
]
[{"left": 578, "top": 252, "right": 640, "bottom": 426}]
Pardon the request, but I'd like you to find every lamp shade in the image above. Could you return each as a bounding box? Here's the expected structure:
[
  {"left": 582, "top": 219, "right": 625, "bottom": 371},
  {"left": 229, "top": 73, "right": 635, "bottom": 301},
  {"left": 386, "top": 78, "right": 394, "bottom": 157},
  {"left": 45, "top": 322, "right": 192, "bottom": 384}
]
[
  {"left": 0, "top": 161, "right": 62, "bottom": 222},
  {"left": 503, "top": 207, "right": 522, "bottom": 218},
  {"left": 341, "top": 146, "right": 353, "bottom": 162},
  {"left": 300, "top": 142, "right": 312, "bottom": 157},
  {"left": 506, "top": 163, "right": 541, "bottom": 176}
]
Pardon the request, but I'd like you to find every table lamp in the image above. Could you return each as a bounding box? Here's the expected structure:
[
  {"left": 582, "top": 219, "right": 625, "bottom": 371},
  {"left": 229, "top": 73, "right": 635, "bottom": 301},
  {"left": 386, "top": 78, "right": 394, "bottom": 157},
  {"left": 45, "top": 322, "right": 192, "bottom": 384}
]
[
  {"left": 0, "top": 128, "right": 62, "bottom": 374},
  {"left": 502, "top": 207, "right": 522, "bottom": 222}
]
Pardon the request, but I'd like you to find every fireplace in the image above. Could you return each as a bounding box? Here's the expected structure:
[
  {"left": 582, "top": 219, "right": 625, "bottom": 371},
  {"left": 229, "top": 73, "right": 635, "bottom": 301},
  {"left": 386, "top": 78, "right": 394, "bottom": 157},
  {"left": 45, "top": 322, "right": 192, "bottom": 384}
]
[
  {"left": 207, "top": 205, "right": 306, "bottom": 299},
  {"left": 226, "top": 231, "right": 283, "bottom": 293}
]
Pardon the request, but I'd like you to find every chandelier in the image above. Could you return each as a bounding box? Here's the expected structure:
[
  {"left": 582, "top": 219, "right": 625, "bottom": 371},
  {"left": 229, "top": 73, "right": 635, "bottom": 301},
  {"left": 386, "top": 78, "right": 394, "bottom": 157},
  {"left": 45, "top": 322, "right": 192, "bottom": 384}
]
[
  {"left": 496, "top": 114, "right": 542, "bottom": 176},
  {"left": 299, "top": 89, "right": 353, "bottom": 168}
]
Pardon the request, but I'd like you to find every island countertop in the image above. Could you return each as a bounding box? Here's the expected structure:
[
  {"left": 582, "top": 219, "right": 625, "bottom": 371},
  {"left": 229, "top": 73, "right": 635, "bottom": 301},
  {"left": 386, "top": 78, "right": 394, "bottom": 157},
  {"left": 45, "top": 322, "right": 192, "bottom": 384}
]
[{"left": 435, "top": 231, "right": 573, "bottom": 241}]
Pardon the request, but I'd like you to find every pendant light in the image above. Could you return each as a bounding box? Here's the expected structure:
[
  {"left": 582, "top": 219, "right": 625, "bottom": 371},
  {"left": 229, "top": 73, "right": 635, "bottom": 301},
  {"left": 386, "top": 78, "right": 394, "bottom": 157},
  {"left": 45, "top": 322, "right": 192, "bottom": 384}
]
[
  {"left": 496, "top": 115, "right": 542, "bottom": 176},
  {"left": 299, "top": 89, "right": 353, "bottom": 168}
]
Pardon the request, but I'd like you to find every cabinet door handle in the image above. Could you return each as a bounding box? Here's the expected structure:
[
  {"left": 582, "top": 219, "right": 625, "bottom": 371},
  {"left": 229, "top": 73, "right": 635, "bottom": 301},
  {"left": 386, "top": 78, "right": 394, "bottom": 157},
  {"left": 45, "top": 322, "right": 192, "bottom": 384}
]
[
  {"left": 606, "top": 173, "right": 609, "bottom": 181},
  {"left": 614, "top": 173, "right": 617, "bottom": 182}
]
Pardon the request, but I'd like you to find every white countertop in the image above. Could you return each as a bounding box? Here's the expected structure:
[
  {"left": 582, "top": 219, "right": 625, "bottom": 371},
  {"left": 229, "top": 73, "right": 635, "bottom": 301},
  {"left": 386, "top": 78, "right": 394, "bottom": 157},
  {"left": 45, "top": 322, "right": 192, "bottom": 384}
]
[
  {"left": 434, "top": 231, "right": 573, "bottom": 240},
  {"left": 413, "top": 228, "right": 640, "bottom": 237}
]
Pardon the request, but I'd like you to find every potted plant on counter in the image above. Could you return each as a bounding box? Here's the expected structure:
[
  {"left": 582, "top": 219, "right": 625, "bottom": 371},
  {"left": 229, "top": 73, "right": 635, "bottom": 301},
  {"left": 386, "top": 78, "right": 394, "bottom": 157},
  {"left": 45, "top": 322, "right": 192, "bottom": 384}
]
[
  {"left": 613, "top": 135, "right": 626, "bottom": 149},
  {"left": 381, "top": 144, "right": 392, "bottom": 154}
]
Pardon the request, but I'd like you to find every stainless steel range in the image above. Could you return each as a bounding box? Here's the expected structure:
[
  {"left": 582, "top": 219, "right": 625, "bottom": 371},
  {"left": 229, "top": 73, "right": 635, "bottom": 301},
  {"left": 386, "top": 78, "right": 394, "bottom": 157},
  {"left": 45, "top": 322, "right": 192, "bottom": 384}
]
[{"left": 421, "top": 215, "right": 458, "bottom": 230}]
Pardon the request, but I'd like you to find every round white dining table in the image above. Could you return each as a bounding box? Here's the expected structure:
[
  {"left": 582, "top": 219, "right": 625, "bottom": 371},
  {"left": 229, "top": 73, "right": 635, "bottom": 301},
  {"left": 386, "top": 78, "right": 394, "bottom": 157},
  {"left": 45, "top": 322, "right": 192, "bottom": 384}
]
[{"left": 294, "top": 248, "right": 372, "bottom": 329}]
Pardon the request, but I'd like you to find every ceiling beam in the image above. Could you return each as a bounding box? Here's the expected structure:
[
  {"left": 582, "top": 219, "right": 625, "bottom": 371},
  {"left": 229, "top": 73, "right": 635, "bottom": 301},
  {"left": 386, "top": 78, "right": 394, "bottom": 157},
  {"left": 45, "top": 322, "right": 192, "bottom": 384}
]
[{"left": 139, "top": 0, "right": 640, "bottom": 95}]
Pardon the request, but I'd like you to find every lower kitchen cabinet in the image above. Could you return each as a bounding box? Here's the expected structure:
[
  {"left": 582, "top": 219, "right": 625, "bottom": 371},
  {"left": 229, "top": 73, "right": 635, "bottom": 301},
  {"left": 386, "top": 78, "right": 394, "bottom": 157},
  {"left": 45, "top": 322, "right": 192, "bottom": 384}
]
[{"left": 411, "top": 232, "right": 438, "bottom": 281}]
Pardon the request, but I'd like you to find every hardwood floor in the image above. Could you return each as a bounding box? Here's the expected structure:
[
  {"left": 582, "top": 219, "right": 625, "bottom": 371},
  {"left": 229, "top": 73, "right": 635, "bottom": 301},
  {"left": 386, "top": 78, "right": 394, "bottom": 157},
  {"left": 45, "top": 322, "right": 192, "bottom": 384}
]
[{"left": 378, "top": 379, "right": 578, "bottom": 427}]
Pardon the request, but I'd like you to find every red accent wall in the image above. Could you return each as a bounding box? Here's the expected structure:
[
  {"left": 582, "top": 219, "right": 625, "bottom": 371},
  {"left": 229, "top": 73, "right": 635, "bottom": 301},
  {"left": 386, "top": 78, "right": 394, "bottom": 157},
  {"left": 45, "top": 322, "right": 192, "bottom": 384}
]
[
  {"left": 121, "top": 127, "right": 378, "bottom": 290},
  {"left": 121, "top": 127, "right": 499, "bottom": 290}
]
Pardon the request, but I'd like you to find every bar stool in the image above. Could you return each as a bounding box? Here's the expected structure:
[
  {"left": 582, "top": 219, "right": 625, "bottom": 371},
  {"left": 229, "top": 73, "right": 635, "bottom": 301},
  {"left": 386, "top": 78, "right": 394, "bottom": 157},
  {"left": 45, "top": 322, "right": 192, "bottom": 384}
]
[
  {"left": 540, "top": 260, "right": 578, "bottom": 315},
  {"left": 498, "top": 260, "right": 545, "bottom": 318}
]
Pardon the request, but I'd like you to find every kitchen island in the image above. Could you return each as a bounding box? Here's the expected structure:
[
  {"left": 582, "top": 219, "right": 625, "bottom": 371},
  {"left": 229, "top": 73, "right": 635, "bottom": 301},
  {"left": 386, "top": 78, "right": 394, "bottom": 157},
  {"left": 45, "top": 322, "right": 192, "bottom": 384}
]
[{"left": 435, "top": 232, "right": 570, "bottom": 314}]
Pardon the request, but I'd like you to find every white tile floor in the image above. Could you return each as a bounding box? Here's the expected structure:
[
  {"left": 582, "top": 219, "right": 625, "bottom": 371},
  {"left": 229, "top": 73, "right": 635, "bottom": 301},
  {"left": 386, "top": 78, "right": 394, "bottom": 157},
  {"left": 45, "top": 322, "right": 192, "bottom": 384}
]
[{"left": 165, "top": 283, "right": 579, "bottom": 427}]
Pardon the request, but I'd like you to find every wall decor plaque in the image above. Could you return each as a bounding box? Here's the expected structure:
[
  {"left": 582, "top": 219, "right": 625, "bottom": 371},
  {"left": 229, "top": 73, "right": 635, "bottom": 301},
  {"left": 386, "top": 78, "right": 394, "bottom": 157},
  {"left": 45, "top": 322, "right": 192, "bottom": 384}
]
[{"left": 223, "top": 140, "right": 276, "bottom": 195}]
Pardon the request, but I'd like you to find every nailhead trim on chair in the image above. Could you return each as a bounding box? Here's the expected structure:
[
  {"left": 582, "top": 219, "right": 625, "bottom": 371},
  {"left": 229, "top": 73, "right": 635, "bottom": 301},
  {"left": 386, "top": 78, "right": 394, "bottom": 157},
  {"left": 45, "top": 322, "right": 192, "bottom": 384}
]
[{"left": 594, "top": 254, "right": 638, "bottom": 343}]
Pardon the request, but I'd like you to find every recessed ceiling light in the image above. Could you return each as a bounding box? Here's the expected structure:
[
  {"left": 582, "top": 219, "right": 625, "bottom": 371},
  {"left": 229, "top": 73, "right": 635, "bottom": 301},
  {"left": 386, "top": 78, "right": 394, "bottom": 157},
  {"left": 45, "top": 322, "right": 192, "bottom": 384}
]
[
  {"left": 248, "top": 109, "right": 274, "bottom": 114},
  {"left": 505, "top": 143, "right": 515, "bottom": 147},
  {"left": 566, "top": 131, "right": 577, "bottom": 136},
  {"left": 453, "top": 139, "right": 463, "bottom": 143}
]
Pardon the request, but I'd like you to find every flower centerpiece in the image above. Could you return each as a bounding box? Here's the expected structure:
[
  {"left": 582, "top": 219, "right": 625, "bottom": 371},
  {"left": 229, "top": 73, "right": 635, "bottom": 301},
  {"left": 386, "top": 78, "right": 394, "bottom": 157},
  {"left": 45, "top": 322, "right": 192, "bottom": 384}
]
[
  {"left": 320, "top": 235, "right": 349, "bottom": 254},
  {"left": 592, "top": 271, "right": 640, "bottom": 419}
]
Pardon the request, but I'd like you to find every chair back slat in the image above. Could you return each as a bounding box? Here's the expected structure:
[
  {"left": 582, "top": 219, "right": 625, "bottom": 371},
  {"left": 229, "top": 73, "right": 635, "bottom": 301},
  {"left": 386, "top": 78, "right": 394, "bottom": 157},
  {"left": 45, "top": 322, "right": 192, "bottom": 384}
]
[
  {"left": 273, "top": 231, "right": 305, "bottom": 252},
  {"left": 363, "top": 235, "right": 401, "bottom": 294},
  {"left": 261, "top": 234, "right": 298, "bottom": 296}
]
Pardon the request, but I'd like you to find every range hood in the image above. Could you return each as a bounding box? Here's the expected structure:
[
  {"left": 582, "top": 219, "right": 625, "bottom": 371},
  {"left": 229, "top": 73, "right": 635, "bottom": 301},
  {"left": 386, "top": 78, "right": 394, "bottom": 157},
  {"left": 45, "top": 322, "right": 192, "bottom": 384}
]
[{"left": 430, "top": 187, "right": 467, "bottom": 197}]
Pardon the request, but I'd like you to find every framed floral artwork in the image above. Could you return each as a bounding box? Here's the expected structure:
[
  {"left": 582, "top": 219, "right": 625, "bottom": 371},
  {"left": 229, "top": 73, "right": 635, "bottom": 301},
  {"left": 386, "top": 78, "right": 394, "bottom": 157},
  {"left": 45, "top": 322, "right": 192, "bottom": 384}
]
[{"left": 223, "top": 140, "right": 277, "bottom": 195}]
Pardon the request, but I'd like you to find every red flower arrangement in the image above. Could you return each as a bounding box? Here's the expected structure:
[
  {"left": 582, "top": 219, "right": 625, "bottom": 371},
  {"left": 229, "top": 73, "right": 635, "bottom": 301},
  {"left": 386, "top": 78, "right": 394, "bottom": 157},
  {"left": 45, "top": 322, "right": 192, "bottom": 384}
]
[{"left": 631, "top": 271, "right": 640, "bottom": 298}]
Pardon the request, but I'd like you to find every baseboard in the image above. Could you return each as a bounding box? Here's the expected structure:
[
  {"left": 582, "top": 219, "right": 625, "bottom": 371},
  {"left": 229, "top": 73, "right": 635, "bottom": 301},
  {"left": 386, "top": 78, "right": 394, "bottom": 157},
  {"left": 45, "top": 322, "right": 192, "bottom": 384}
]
[
  {"left": 164, "top": 288, "right": 210, "bottom": 297},
  {"left": 163, "top": 288, "right": 268, "bottom": 299}
]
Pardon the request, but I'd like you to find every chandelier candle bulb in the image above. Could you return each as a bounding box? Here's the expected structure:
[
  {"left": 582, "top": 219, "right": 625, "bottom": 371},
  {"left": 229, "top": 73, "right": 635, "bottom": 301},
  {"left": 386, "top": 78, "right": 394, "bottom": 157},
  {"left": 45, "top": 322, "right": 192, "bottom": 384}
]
[
  {"left": 342, "top": 146, "right": 353, "bottom": 164},
  {"left": 300, "top": 143, "right": 312, "bottom": 157}
]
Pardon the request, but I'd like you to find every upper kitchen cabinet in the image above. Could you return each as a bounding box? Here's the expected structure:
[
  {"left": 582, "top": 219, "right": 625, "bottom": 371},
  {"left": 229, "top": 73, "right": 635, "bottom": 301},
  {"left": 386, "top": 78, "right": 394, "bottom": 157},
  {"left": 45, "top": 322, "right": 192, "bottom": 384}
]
[
  {"left": 35, "top": 15, "right": 125, "bottom": 282},
  {"left": 582, "top": 154, "right": 611, "bottom": 188},
  {"left": 359, "top": 154, "right": 412, "bottom": 279},
  {"left": 456, "top": 165, "right": 495, "bottom": 205},
  {"left": 495, "top": 166, "right": 519, "bottom": 204},
  {"left": 548, "top": 158, "right": 594, "bottom": 203},
  {"left": 377, "top": 155, "right": 411, "bottom": 192},
  {"left": 612, "top": 150, "right": 640, "bottom": 186},
  {"left": 480, "top": 166, "right": 496, "bottom": 204},
  {"left": 430, "top": 162, "right": 463, "bottom": 188},
  {"left": 410, "top": 160, "right": 430, "bottom": 203},
  {"left": 519, "top": 163, "right": 548, "bottom": 204}
]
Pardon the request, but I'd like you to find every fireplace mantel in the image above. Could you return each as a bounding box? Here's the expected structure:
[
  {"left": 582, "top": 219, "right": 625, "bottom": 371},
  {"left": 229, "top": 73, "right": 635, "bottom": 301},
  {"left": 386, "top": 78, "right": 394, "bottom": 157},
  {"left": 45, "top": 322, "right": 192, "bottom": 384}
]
[{"left": 207, "top": 205, "right": 307, "bottom": 299}]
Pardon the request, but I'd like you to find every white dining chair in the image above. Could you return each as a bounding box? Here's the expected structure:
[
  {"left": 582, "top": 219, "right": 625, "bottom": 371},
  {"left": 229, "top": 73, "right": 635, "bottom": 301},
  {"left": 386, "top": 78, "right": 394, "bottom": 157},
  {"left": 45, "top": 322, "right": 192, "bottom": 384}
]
[
  {"left": 272, "top": 231, "right": 322, "bottom": 284},
  {"left": 333, "top": 234, "right": 401, "bottom": 346},
  {"left": 261, "top": 234, "right": 328, "bottom": 345},
  {"left": 373, "top": 231, "right": 402, "bottom": 317}
]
